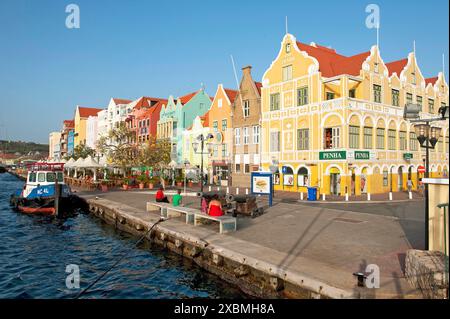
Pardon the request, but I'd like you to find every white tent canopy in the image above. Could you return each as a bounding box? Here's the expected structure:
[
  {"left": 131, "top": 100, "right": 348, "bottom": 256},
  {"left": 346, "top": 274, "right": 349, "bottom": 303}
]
[
  {"left": 80, "top": 155, "right": 102, "bottom": 168},
  {"left": 64, "top": 158, "right": 76, "bottom": 168}
]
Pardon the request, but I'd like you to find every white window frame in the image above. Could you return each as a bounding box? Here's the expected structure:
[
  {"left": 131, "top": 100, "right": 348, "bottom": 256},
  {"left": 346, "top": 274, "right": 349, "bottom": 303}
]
[{"left": 234, "top": 128, "right": 241, "bottom": 145}]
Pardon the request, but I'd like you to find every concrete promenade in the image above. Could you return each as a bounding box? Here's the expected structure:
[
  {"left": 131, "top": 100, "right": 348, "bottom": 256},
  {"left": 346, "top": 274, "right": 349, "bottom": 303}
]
[{"left": 75, "top": 185, "right": 424, "bottom": 299}]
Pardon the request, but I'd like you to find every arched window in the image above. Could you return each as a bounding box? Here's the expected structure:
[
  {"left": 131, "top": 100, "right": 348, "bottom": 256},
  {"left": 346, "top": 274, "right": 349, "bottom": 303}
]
[
  {"left": 282, "top": 166, "right": 294, "bottom": 186},
  {"left": 297, "top": 167, "right": 309, "bottom": 187}
]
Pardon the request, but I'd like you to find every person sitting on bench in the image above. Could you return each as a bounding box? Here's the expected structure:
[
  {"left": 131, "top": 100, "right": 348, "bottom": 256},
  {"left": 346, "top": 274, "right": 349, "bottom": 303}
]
[
  {"left": 208, "top": 194, "right": 223, "bottom": 216},
  {"left": 155, "top": 186, "right": 169, "bottom": 203}
]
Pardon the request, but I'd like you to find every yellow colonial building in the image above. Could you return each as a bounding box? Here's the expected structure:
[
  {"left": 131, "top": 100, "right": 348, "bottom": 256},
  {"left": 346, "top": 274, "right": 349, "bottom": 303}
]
[
  {"left": 260, "top": 33, "right": 449, "bottom": 196},
  {"left": 74, "top": 106, "right": 103, "bottom": 147}
]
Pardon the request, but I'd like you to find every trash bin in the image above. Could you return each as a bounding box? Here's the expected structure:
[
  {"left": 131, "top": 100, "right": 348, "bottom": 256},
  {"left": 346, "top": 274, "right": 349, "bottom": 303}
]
[{"left": 307, "top": 187, "right": 318, "bottom": 201}]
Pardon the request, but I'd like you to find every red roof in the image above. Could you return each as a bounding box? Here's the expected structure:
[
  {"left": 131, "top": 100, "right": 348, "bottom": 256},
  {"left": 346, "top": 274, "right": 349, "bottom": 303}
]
[
  {"left": 78, "top": 106, "right": 103, "bottom": 118},
  {"left": 133, "top": 96, "right": 166, "bottom": 109},
  {"left": 63, "top": 120, "right": 74, "bottom": 128},
  {"left": 178, "top": 91, "right": 198, "bottom": 105},
  {"left": 385, "top": 59, "right": 408, "bottom": 77},
  {"left": 296, "top": 42, "right": 370, "bottom": 77},
  {"left": 254, "top": 82, "right": 262, "bottom": 95},
  {"left": 112, "top": 98, "right": 132, "bottom": 105},
  {"left": 200, "top": 111, "right": 209, "bottom": 127},
  {"left": 425, "top": 77, "right": 438, "bottom": 86},
  {"left": 224, "top": 88, "right": 238, "bottom": 103}
]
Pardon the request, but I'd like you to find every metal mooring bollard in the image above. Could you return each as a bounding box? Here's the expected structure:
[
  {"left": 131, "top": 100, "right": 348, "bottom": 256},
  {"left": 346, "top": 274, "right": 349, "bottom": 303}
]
[{"left": 353, "top": 272, "right": 367, "bottom": 287}]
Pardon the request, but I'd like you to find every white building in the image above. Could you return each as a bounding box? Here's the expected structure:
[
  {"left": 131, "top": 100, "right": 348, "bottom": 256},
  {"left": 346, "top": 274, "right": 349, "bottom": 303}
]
[
  {"left": 49, "top": 131, "right": 61, "bottom": 160},
  {"left": 107, "top": 98, "right": 132, "bottom": 130},
  {"left": 97, "top": 109, "right": 108, "bottom": 140},
  {"left": 86, "top": 115, "right": 98, "bottom": 150}
]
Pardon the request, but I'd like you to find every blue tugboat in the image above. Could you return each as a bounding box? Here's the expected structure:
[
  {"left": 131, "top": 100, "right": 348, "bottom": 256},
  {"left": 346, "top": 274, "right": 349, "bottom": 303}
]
[{"left": 10, "top": 162, "right": 74, "bottom": 216}]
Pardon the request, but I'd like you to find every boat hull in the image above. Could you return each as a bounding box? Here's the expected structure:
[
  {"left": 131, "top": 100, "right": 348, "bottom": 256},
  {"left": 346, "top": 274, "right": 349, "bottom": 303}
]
[{"left": 10, "top": 195, "right": 77, "bottom": 216}]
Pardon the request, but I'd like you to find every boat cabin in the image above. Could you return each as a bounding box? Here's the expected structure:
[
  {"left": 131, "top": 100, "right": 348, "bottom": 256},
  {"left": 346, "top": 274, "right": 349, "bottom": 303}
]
[{"left": 23, "top": 163, "right": 65, "bottom": 197}]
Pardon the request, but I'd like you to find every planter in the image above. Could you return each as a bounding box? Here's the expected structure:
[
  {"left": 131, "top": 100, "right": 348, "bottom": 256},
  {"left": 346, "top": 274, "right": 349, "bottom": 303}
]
[
  {"left": 139, "top": 183, "right": 145, "bottom": 189},
  {"left": 148, "top": 183, "right": 154, "bottom": 189},
  {"left": 101, "top": 185, "right": 108, "bottom": 192},
  {"left": 188, "top": 182, "right": 193, "bottom": 188},
  {"left": 176, "top": 182, "right": 183, "bottom": 187},
  {"left": 123, "top": 184, "right": 129, "bottom": 190}
]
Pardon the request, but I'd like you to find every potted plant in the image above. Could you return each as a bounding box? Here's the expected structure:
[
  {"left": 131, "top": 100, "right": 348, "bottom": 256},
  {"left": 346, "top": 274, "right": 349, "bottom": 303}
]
[
  {"left": 187, "top": 178, "right": 194, "bottom": 188},
  {"left": 100, "top": 180, "right": 109, "bottom": 192},
  {"left": 176, "top": 176, "right": 184, "bottom": 187},
  {"left": 122, "top": 178, "right": 130, "bottom": 190},
  {"left": 148, "top": 176, "right": 156, "bottom": 189},
  {"left": 137, "top": 174, "right": 148, "bottom": 189}
]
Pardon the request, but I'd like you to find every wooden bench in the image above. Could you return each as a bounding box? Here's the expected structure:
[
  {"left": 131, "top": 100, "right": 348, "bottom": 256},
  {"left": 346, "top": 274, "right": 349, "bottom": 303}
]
[
  {"left": 146, "top": 201, "right": 172, "bottom": 218},
  {"left": 194, "top": 213, "right": 237, "bottom": 234}
]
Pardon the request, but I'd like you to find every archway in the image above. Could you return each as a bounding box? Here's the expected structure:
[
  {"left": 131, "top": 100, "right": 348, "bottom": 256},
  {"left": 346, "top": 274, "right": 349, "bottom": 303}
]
[
  {"left": 349, "top": 166, "right": 357, "bottom": 195},
  {"left": 360, "top": 167, "right": 368, "bottom": 194},
  {"left": 297, "top": 167, "right": 309, "bottom": 187},
  {"left": 282, "top": 166, "right": 294, "bottom": 188},
  {"left": 398, "top": 166, "right": 404, "bottom": 191},
  {"left": 329, "top": 166, "right": 341, "bottom": 195}
]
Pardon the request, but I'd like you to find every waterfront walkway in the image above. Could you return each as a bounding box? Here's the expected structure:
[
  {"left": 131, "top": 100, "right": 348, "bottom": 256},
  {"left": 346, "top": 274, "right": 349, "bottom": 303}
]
[{"left": 76, "top": 188, "right": 423, "bottom": 298}]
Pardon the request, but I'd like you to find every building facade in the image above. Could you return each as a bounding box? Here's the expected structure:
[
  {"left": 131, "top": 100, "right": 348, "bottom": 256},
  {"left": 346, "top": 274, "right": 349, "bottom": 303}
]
[
  {"left": 74, "top": 106, "right": 103, "bottom": 147},
  {"left": 208, "top": 84, "right": 238, "bottom": 185},
  {"left": 96, "top": 109, "right": 108, "bottom": 142},
  {"left": 59, "top": 119, "right": 74, "bottom": 159},
  {"left": 48, "top": 131, "right": 61, "bottom": 160},
  {"left": 106, "top": 98, "right": 133, "bottom": 132},
  {"left": 182, "top": 113, "right": 211, "bottom": 174},
  {"left": 157, "top": 89, "right": 212, "bottom": 164},
  {"left": 231, "top": 66, "right": 262, "bottom": 187},
  {"left": 260, "top": 33, "right": 449, "bottom": 196},
  {"left": 86, "top": 115, "right": 98, "bottom": 150},
  {"left": 126, "top": 96, "right": 167, "bottom": 144}
]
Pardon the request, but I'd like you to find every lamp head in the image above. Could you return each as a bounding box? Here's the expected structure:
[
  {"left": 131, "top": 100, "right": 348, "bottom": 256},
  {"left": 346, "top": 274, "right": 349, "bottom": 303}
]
[
  {"left": 403, "top": 103, "right": 421, "bottom": 120},
  {"left": 438, "top": 105, "right": 449, "bottom": 119}
]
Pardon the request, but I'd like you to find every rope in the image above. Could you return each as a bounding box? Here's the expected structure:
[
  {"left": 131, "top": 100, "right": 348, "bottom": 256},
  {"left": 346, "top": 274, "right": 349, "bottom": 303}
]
[{"left": 74, "top": 217, "right": 166, "bottom": 299}]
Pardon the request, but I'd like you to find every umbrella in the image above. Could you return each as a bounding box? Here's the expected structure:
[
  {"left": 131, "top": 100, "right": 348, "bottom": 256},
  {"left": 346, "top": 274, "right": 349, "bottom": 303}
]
[
  {"left": 65, "top": 158, "right": 75, "bottom": 168},
  {"left": 80, "top": 155, "right": 102, "bottom": 168},
  {"left": 81, "top": 156, "right": 102, "bottom": 181},
  {"left": 72, "top": 157, "right": 85, "bottom": 177}
]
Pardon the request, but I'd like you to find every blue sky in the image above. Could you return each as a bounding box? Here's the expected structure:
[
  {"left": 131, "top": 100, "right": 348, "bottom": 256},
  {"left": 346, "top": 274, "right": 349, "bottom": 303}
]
[{"left": 0, "top": 0, "right": 448, "bottom": 143}]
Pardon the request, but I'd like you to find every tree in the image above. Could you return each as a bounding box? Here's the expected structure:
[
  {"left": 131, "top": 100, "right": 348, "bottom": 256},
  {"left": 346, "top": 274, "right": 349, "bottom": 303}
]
[
  {"left": 69, "top": 144, "right": 95, "bottom": 160},
  {"left": 97, "top": 122, "right": 137, "bottom": 176},
  {"left": 137, "top": 135, "right": 171, "bottom": 186}
]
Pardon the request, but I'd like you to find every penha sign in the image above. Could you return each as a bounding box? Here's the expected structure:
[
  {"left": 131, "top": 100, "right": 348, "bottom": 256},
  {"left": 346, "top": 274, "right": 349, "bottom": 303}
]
[{"left": 319, "top": 150, "right": 346, "bottom": 160}]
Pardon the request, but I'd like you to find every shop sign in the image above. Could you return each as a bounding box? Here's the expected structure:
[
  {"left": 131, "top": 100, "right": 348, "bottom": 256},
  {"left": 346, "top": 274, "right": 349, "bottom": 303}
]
[
  {"left": 403, "top": 153, "right": 413, "bottom": 160},
  {"left": 319, "top": 150, "right": 346, "bottom": 160},
  {"left": 354, "top": 151, "right": 370, "bottom": 160}
]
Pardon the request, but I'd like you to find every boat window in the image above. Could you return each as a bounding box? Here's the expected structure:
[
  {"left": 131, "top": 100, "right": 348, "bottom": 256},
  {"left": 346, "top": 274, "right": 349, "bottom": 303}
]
[
  {"left": 47, "top": 172, "right": 56, "bottom": 182},
  {"left": 38, "top": 172, "right": 46, "bottom": 183},
  {"left": 29, "top": 172, "right": 36, "bottom": 183},
  {"left": 57, "top": 172, "right": 64, "bottom": 182}
]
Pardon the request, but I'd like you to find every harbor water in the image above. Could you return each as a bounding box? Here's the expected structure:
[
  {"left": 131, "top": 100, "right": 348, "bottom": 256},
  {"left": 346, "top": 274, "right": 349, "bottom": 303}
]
[{"left": 0, "top": 173, "right": 247, "bottom": 299}]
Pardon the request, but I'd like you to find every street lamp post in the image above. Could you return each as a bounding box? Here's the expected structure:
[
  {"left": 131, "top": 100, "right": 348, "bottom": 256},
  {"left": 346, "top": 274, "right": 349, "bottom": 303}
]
[
  {"left": 404, "top": 103, "right": 448, "bottom": 250},
  {"left": 414, "top": 123, "right": 442, "bottom": 250},
  {"left": 192, "top": 133, "right": 214, "bottom": 193},
  {"left": 183, "top": 159, "right": 190, "bottom": 195}
]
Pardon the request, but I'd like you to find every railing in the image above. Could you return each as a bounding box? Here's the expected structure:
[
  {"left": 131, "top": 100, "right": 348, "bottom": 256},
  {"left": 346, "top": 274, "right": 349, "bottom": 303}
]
[{"left": 437, "top": 202, "right": 449, "bottom": 298}]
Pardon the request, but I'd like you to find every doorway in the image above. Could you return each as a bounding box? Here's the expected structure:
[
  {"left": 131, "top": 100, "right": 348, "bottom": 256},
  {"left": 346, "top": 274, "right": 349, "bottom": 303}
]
[
  {"left": 360, "top": 167, "right": 368, "bottom": 194},
  {"left": 330, "top": 168, "right": 341, "bottom": 195},
  {"left": 398, "top": 167, "right": 404, "bottom": 191}
]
